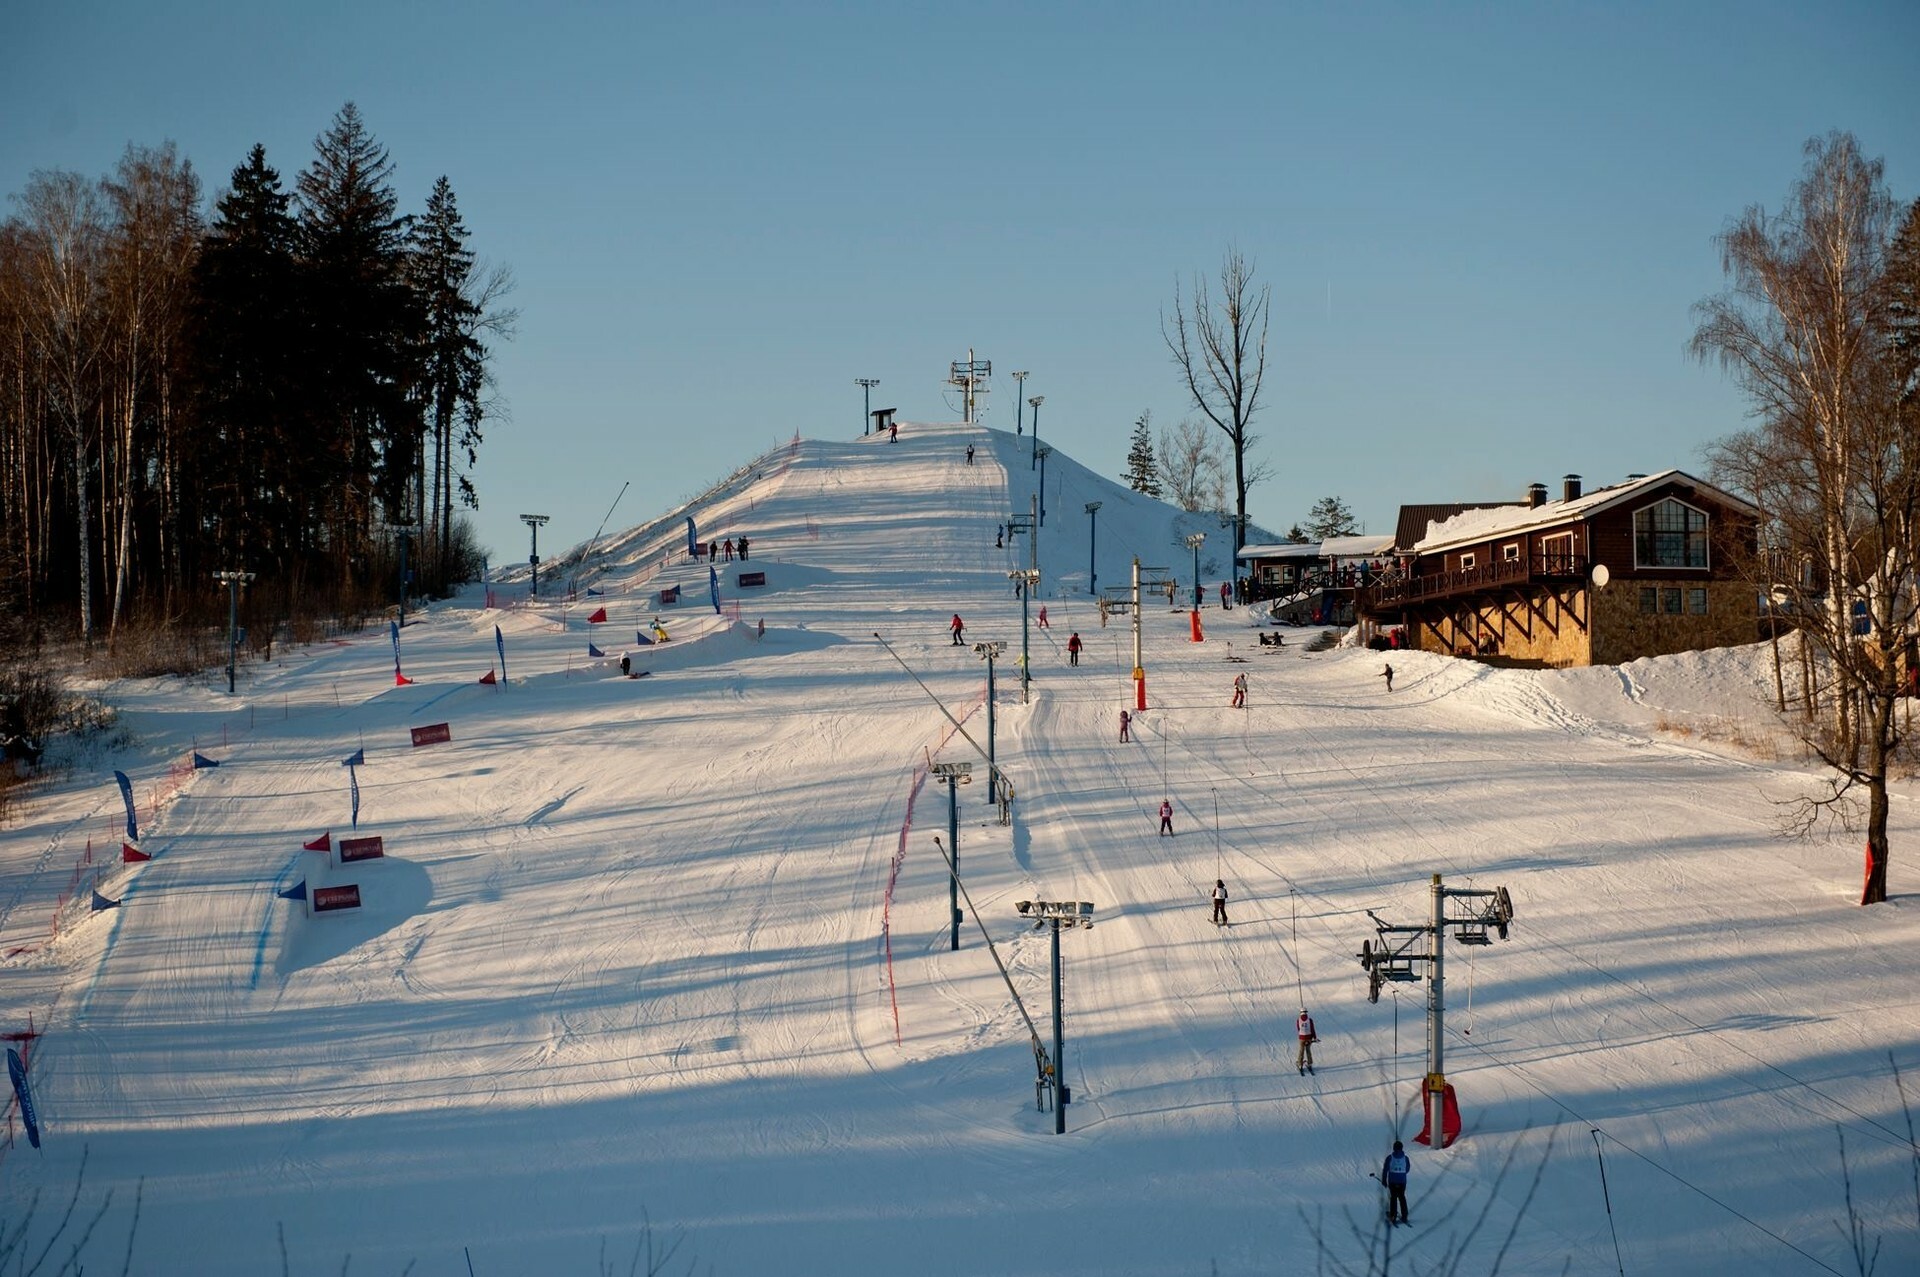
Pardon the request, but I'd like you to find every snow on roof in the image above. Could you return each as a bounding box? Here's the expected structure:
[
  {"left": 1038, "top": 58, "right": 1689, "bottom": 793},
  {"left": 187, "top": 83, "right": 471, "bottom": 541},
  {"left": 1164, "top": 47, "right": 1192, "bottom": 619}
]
[
  {"left": 1413, "top": 469, "right": 1753, "bottom": 553},
  {"left": 1238, "top": 542, "right": 1321, "bottom": 560},
  {"left": 1320, "top": 534, "right": 1395, "bottom": 558}
]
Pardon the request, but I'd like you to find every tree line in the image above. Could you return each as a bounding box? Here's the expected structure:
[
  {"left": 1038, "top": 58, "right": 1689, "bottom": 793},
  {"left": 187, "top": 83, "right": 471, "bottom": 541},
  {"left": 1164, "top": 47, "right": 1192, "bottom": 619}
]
[{"left": 0, "top": 102, "right": 513, "bottom": 653}]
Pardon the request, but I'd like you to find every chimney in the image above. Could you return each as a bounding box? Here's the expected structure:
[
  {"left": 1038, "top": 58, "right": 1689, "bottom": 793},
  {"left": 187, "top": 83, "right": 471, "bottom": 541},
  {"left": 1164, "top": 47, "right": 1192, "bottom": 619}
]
[
  {"left": 1563, "top": 473, "right": 1583, "bottom": 502},
  {"left": 1526, "top": 482, "right": 1548, "bottom": 508}
]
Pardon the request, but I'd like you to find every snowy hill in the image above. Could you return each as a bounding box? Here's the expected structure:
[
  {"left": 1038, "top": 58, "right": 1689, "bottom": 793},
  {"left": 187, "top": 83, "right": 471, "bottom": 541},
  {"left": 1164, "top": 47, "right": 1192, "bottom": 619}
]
[{"left": 3, "top": 422, "right": 1917, "bottom": 1276}]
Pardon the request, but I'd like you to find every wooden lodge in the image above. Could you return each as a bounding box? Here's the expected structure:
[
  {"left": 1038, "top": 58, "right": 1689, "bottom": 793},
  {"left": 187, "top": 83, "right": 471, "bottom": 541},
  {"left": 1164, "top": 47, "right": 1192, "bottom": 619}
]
[{"left": 1359, "top": 471, "right": 1759, "bottom": 667}]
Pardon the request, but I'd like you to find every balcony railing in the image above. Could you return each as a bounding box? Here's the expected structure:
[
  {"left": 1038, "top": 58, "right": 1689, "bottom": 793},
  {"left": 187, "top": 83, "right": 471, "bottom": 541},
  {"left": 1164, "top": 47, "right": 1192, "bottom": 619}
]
[{"left": 1361, "top": 554, "right": 1589, "bottom": 612}]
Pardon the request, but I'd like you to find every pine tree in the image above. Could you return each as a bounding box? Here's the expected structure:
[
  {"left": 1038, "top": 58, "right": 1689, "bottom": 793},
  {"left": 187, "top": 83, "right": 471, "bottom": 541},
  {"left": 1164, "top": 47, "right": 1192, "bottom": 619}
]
[
  {"left": 1123, "top": 411, "right": 1162, "bottom": 496},
  {"left": 1304, "top": 495, "right": 1360, "bottom": 539},
  {"left": 410, "top": 176, "right": 483, "bottom": 585},
  {"left": 296, "top": 102, "right": 423, "bottom": 573},
  {"left": 191, "top": 144, "right": 305, "bottom": 575}
]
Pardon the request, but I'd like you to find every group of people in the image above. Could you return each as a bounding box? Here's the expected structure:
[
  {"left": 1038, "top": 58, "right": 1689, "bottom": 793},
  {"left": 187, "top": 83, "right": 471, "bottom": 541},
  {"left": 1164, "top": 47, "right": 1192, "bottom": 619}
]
[{"left": 701, "top": 536, "right": 750, "bottom": 562}]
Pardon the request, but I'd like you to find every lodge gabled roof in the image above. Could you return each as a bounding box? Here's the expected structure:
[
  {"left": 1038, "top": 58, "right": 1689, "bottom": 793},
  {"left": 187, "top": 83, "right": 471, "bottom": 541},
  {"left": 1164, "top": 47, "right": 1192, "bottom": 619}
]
[{"left": 1412, "top": 470, "right": 1760, "bottom": 556}]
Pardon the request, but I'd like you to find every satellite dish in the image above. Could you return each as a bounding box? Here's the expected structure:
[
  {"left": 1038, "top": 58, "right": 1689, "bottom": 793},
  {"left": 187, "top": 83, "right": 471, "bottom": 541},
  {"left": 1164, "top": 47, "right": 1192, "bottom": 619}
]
[{"left": 1591, "top": 563, "right": 1611, "bottom": 589}]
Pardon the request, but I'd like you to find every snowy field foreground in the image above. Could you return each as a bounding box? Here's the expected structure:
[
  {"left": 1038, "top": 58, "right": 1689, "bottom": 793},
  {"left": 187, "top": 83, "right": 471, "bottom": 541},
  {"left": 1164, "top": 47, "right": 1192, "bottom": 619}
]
[{"left": 3, "top": 423, "right": 1917, "bottom": 1276}]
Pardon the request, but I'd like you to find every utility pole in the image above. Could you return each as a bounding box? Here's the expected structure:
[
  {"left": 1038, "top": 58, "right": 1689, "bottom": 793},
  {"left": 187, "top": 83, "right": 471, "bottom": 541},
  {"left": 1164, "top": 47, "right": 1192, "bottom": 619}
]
[
  {"left": 856, "top": 377, "right": 880, "bottom": 435},
  {"left": 1085, "top": 502, "right": 1101, "bottom": 595},
  {"left": 949, "top": 350, "right": 991, "bottom": 423},
  {"left": 974, "top": 642, "right": 1004, "bottom": 806},
  {"left": 1358, "top": 874, "right": 1516, "bottom": 1149},
  {"left": 1131, "top": 557, "right": 1146, "bottom": 710},
  {"left": 1036, "top": 444, "right": 1052, "bottom": 527},
  {"left": 213, "top": 570, "right": 255, "bottom": 696},
  {"left": 520, "top": 514, "right": 550, "bottom": 597},
  {"left": 1017, "top": 899, "right": 1095, "bottom": 1133},
  {"left": 1028, "top": 395, "right": 1044, "bottom": 469}
]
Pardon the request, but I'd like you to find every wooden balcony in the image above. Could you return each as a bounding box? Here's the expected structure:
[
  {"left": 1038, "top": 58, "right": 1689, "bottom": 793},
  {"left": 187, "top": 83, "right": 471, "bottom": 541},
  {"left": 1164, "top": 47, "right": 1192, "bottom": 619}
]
[{"left": 1361, "top": 554, "right": 1589, "bottom": 613}]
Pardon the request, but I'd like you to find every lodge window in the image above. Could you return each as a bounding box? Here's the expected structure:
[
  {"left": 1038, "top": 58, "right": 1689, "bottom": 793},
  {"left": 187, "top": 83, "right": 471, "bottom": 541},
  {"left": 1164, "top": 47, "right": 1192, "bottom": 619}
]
[
  {"left": 1640, "top": 587, "right": 1657, "bottom": 614},
  {"left": 1662, "top": 587, "right": 1683, "bottom": 614},
  {"left": 1502, "top": 542, "right": 1520, "bottom": 563},
  {"left": 1459, "top": 552, "right": 1476, "bottom": 571},
  {"left": 1633, "top": 499, "right": 1709, "bottom": 569},
  {"left": 1688, "top": 587, "right": 1708, "bottom": 614}
]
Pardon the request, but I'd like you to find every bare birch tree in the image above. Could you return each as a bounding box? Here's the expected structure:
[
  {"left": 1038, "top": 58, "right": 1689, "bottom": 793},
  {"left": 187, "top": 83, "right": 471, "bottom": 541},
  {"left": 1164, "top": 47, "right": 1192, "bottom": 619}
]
[
  {"left": 1163, "top": 247, "right": 1270, "bottom": 553},
  {"left": 1156, "top": 417, "right": 1228, "bottom": 513},
  {"left": 1694, "top": 132, "right": 1909, "bottom": 904},
  {"left": 8, "top": 171, "right": 108, "bottom": 647}
]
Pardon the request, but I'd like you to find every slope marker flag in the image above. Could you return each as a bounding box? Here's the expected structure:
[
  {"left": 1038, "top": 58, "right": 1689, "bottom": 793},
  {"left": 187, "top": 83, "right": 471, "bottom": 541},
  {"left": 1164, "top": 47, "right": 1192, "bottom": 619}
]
[
  {"left": 7, "top": 1047, "right": 40, "bottom": 1149},
  {"left": 686, "top": 515, "right": 698, "bottom": 558},
  {"left": 479, "top": 669, "right": 497, "bottom": 685},
  {"left": 709, "top": 565, "right": 721, "bottom": 614},
  {"left": 303, "top": 832, "right": 332, "bottom": 852},
  {"left": 278, "top": 880, "right": 307, "bottom": 901},
  {"left": 389, "top": 620, "right": 413, "bottom": 684},
  {"left": 122, "top": 843, "right": 150, "bottom": 864},
  {"left": 342, "top": 748, "right": 364, "bottom": 767},
  {"left": 495, "top": 624, "right": 507, "bottom": 685},
  {"left": 191, "top": 752, "right": 221, "bottom": 769},
  {"left": 91, "top": 890, "right": 120, "bottom": 912},
  {"left": 588, "top": 606, "right": 608, "bottom": 624},
  {"left": 114, "top": 770, "right": 138, "bottom": 842},
  {"left": 588, "top": 642, "right": 605, "bottom": 658}
]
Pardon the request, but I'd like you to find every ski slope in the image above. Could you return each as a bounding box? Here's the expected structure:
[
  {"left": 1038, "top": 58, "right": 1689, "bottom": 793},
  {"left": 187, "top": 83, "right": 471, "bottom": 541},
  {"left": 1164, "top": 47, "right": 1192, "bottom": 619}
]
[{"left": 3, "top": 422, "right": 1918, "bottom": 1275}]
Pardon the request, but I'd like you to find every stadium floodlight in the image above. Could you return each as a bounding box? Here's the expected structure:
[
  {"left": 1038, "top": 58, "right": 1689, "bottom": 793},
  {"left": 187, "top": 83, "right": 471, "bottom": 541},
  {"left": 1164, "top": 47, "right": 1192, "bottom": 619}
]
[
  {"left": 213, "top": 570, "right": 256, "bottom": 695},
  {"left": 1028, "top": 395, "right": 1045, "bottom": 469},
  {"left": 521, "top": 514, "right": 550, "bottom": 597},
  {"left": 1011, "top": 371, "right": 1030, "bottom": 435},
  {"left": 856, "top": 378, "right": 880, "bottom": 434}
]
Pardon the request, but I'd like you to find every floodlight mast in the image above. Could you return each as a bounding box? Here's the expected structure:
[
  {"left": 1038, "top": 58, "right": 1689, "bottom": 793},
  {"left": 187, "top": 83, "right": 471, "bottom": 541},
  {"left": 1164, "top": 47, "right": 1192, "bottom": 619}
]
[
  {"left": 1185, "top": 532, "right": 1206, "bottom": 612},
  {"left": 855, "top": 377, "right": 880, "bottom": 435},
  {"left": 1028, "top": 395, "right": 1044, "bottom": 469},
  {"left": 1085, "top": 502, "right": 1101, "bottom": 595},
  {"left": 1015, "top": 899, "right": 1095, "bottom": 1134},
  {"left": 520, "top": 514, "right": 550, "bottom": 597},
  {"left": 213, "top": 569, "right": 255, "bottom": 695},
  {"left": 1011, "top": 371, "right": 1030, "bottom": 435},
  {"left": 974, "top": 642, "right": 1005, "bottom": 807}
]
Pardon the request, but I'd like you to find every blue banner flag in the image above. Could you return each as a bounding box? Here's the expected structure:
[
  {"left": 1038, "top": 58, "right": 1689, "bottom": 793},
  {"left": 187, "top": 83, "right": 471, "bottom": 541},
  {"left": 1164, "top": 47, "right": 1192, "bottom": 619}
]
[
  {"left": 709, "top": 565, "right": 721, "bottom": 614},
  {"left": 389, "top": 619, "right": 403, "bottom": 678},
  {"left": 588, "top": 642, "right": 605, "bottom": 658},
  {"left": 192, "top": 752, "right": 221, "bottom": 769},
  {"left": 91, "top": 890, "right": 120, "bottom": 911},
  {"left": 114, "top": 770, "right": 139, "bottom": 842},
  {"left": 342, "top": 748, "right": 364, "bottom": 767},
  {"left": 8, "top": 1047, "right": 41, "bottom": 1149},
  {"left": 587, "top": 587, "right": 604, "bottom": 597},
  {"left": 686, "top": 516, "right": 698, "bottom": 557},
  {"left": 634, "top": 629, "right": 653, "bottom": 646},
  {"left": 278, "top": 880, "right": 308, "bottom": 901},
  {"left": 349, "top": 764, "right": 361, "bottom": 829},
  {"left": 494, "top": 624, "right": 507, "bottom": 685}
]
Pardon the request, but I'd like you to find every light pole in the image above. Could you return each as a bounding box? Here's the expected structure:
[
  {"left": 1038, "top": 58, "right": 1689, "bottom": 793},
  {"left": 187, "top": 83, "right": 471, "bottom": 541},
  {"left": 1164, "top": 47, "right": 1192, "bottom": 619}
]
[
  {"left": 213, "top": 569, "right": 255, "bottom": 695},
  {"left": 1036, "top": 444, "right": 1052, "bottom": 526},
  {"left": 1185, "top": 532, "right": 1206, "bottom": 611},
  {"left": 1085, "top": 502, "right": 1101, "bottom": 595},
  {"left": 974, "top": 642, "right": 1004, "bottom": 806},
  {"left": 521, "top": 514, "right": 550, "bottom": 597},
  {"left": 856, "top": 377, "right": 880, "bottom": 435},
  {"left": 1016, "top": 899, "right": 1095, "bottom": 1133},
  {"left": 932, "top": 762, "right": 970, "bottom": 951},
  {"left": 1011, "top": 371, "right": 1029, "bottom": 435},
  {"left": 1028, "top": 395, "right": 1044, "bottom": 469},
  {"left": 392, "top": 524, "right": 418, "bottom": 628}
]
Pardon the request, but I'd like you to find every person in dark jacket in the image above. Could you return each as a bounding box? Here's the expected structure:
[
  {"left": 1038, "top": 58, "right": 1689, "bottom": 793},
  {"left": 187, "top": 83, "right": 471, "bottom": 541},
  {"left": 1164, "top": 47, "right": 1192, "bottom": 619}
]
[
  {"left": 1382, "top": 1141, "right": 1411, "bottom": 1223},
  {"left": 1119, "top": 709, "right": 1131, "bottom": 742},
  {"left": 737, "top": 536, "right": 749, "bottom": 560},
  {"left": 1066, "top": 632, "right": 1083, "bottom": 666},
  {"left": 1211, "top": 879, "right": 1228, "bottom": 925}
]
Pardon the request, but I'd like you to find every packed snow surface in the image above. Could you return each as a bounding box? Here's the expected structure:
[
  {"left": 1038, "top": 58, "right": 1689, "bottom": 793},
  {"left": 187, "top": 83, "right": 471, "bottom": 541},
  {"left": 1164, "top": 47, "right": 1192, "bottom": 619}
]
[{"left": 3, "top": 424, "right": 1916, "bottom": 1275}]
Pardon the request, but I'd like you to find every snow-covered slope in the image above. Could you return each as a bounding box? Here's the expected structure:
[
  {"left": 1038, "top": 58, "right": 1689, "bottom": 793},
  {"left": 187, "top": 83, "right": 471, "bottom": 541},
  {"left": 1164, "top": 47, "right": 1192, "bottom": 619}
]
[{"left": 3, "top": 422, "right": 1916, "bottom": 1276}]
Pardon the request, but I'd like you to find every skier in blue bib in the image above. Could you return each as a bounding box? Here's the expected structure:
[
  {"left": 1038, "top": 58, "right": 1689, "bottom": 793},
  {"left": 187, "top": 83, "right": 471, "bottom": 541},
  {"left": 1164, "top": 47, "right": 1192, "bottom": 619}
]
[{"left": 1382, "top": 1141, "right": 1411, "bottom": 1224}]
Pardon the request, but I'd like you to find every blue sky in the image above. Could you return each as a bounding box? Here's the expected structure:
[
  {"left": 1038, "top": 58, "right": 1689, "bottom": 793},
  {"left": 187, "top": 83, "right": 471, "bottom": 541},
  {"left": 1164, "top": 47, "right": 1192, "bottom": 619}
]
[{"left": 6, "top": 2, "right": 1917, "bottom": 563}]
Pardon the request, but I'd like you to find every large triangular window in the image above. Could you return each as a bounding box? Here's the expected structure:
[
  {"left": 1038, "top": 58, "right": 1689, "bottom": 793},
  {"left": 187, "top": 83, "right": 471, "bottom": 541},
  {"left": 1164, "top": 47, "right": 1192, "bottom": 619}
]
[{"left": 1633, "top": 499, "right": 1708, "bottom": 568}]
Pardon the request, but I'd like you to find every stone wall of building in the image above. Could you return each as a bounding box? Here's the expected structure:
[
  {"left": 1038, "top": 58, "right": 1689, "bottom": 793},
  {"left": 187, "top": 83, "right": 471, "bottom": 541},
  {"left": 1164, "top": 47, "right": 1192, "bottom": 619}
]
[
  {"left": 1408, "top": 589, "right": 1593, "bottom": 667},
  {"left": 1589, "top": 579, "right": 1757, "bottom": 666}
]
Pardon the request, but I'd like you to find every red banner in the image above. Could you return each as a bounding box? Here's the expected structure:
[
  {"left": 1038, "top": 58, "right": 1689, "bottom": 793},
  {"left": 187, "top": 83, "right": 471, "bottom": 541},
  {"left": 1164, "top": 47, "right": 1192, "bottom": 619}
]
[
  {"left": 339, "top": 836, "right": 385, "bottom": 863},
  {"left": 410, "top": 722, "right": 452, "bottom": 747},
  {"left": 122, "top": 843, "right": 150, "bottom": 863},
  {"left": 303, "top": 832, "right": 332, "bottom": 852}
]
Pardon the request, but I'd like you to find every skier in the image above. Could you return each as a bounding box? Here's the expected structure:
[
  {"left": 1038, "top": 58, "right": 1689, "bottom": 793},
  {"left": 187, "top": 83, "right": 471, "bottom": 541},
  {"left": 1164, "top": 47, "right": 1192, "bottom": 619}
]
[
  {"left": 996, "top": 531, "right": 1003, "bottom": 549},
  {"left": 1220, "top": 581, "right": 1230, "bottom": 609},
  {"left": 1231, "top": 672, "right": 1247, "bottom": 709},
  {"left": 1066, "top": 632, "right": 1083, "bottom": 667},
  {"left": 619, "top": 654, "right": 631, "bottom": 677},
  {"left": 1158, "top": 799, "right": 1173, "bottom": 837},
  {"left": 737, "top": 536, "right": 749, "bottom": 561},
  {"left": 966, "top": 443, "right": 975, "bottom": 464},
  {"left": 723, "top": 538, "right": 735, "bottom": 562},
  {"left": 1381, "top": 663, "right": 1395, "bottom": 693},
  {"left": 1119, "top": 709, "right": 1131, "bottom": 742},
  {"left": 1382, "top": 1141, "right": 1411, "bottom": 1224},
  {"left": 889, "top": 420, "right": 899, "bottom": 442},
  {"left": 1037, "top": 605, "right": 1050, "bottom": 629},
  {"left": 1211, "top": 879, "right": 1229, "bottom": 926},
  {"left": 950, "top": 614, "right": 966, "bottom": 646},
  {"left": 1296, "top": 1008, "right": 1318, "bottom": 1074}
]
